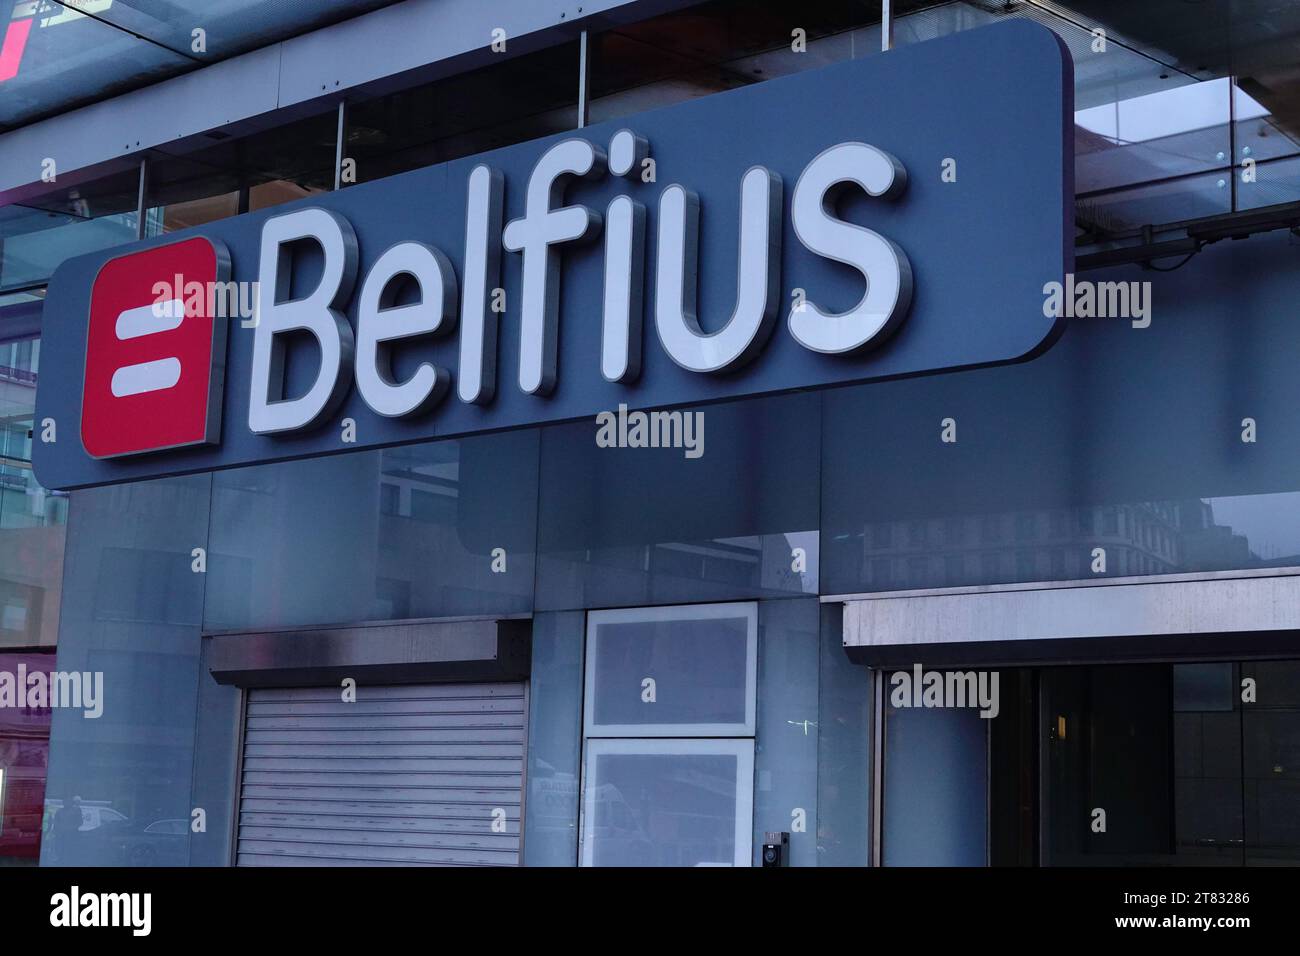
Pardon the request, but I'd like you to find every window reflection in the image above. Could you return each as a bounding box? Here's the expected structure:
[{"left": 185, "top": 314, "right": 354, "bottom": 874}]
[
  {"left": 344, "top": 41, "right": 580, "bottom": 183},
  {"left": 536, "top": 394, "right": 820, "bottom": 611},
  {"left": 144, "top": 110, "right": 339, "bottom": 236},
  {"left": 0, "top": 333, "right": 65, "bottom": 648},
  {"left": 38, "top": 476, "right": 209, "bottom": 866},
  {"left": 847, "top": 496, "right": 1300, "bottom": 592},
  {"left": 0, "top": 168, "right": 140, "bottom": 292},
  {"left": 205, "top": 432, "right": 538, "bottom": 631},
  {"left": 0, "top": 650, "right": 52, "bottom": 865}
]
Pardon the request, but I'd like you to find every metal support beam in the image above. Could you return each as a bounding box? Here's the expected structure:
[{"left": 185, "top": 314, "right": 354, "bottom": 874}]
[
  {"left": 1076, "top": 200, "right": 1300, "bottom": 271},
  {"left": 882, "top": 0, "right": 894, "bottom": 51}
]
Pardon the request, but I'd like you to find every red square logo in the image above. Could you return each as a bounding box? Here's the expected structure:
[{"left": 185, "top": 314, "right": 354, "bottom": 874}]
[{"left": 81, "top": 237, "right": 230, "bottom": 458}]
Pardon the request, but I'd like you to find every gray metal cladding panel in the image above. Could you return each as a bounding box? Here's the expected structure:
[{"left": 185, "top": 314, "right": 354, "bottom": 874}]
[{"left": 236, "top": 683, "right": 525, "bottom": 867}]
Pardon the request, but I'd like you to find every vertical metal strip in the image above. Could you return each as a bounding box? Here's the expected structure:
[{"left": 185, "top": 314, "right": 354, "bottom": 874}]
[
  {"left": 882, "top": 0, "right": 894, "bottom": 52},
  {"left": 577, "top": 30, "right": 590, "bottom": 129},
  {"left": 227, "top": 686, "right": 248, "bottom": 867},
  {"left": 334, "top": 100, "right": 347, "bottom": 190},
  {"left": 135, "top": 157, "right": 148, "bottom": 240},
  {"left": 517, "top": 679, "right": 532, "bottom": 866},
  {"left": 871, "top": 665, "right": 884, "bottom": 865},
  {"left": 1228, "top": 78, "right": 1238, "bottom": 213}
]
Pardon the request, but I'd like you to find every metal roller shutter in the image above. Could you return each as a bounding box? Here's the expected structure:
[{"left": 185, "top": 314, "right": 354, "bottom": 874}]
[{"left": 235, "top": 682, "right": 526, "bottom": 866}]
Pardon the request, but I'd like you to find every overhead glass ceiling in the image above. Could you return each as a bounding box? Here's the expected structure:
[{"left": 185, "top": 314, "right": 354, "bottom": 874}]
[{"left": 0, "top": 0, "right": 403, "bottom": 132}]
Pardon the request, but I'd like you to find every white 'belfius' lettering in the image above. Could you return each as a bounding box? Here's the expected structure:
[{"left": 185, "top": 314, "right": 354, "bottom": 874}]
[
  {"left": 249, "top": 208, "right": 358, "bottom": 434},
  {"left": 655, "top": 167, "right": 783, "bottom": 373},
  {"left": 501, "top": 138, "right": 605, "bottom": 395},
  {"left": 788, "top": 142, "right": 912, "bottom": 353},
  {"left": 355, "top": 241, "right": 458, "bottom": 417},
  {"left": 458, "top": 165, "right": 505, "bottom": 404},
  {"left": 247, "top": 132, "right": 913, "bottom": 437}
]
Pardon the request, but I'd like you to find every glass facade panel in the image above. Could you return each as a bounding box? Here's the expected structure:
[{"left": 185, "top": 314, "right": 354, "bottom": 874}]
[
  {"left": 752, "top": 598, "right": 819, "bottom": 867},
  {"left": 39, "top": 475, "right": 210, "bottom": 866},
  {"left": 0, "top": 167, "right": 141, "bottom": 292},
  {"left": 588, "top": 0, "right": 901, "bottom": 123},
  {"left": 0, "top": 1, "right": 191, "bottom": 131},
  {"left": 345, "top": 42, "right": 580, "bottom": 184},
  {"left": 536, "top": 393, "right": 820, "bottom": 611},
  {"left": 0, "top": 1, "right": 405, "bottom": 130},
  {"left": 0, "top": 331, "right": 64, "bottom": 649},
  {"left": 882, "top": 686, "right": 988, "bottom": 866},
  {"left": 144, "top": 110, "right": 339, "bottom": 235},
  {"left": 822, "top": 229, "right": 1300, "bottom": 595},
  {"left": 89, "top": 1, "right": 403, "bottom": 61},
  {"left": 815, "top": 602, "right": 871, "bottom": 866},
  {"left": 0, "top": 650, "right": 52, "bottom": 865},
  {"left": 523, "top": 611, "right": 585, "bottom": 867},
  {"left": 204, "top": 432, "right": 538, "bottom": 631}
]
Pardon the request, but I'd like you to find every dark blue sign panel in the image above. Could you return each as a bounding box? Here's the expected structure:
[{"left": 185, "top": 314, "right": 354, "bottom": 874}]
[{"left": 34, "top": 20, "right": 1072, "bottom": 490}]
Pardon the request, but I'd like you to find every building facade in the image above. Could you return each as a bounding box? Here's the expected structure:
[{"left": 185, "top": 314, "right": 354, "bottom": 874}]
[{"left": 2, "top": 0, "right": 1299, "bottom": 867}]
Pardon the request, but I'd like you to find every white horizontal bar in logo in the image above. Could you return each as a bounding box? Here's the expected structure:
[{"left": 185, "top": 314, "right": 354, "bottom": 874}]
[
  {"left": 116, "top": 300, "right": 184, "bottom": 340},
  {"left": 111, "top": 358, "right": 182, "bottom": 397}
]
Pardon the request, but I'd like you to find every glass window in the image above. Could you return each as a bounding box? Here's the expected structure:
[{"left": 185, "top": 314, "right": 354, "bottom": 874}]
[
  {"left": 40, "top": 475, "right": 210, "bottom": 866},
  {"left": 588, "top": 0, "right": 904, "bottom": 124},
  {"left": 144, "top": 110, "right": 339, "bottom": 235},
  {"left": 344, "top": 41, "right": 580, "bottom": 184},
  {"left": 581, "top": 602, "right": 758, "bottom": 867},
  {"left": 0, "top": 328, "right": 66, "bottom": 650},
  {"left": 580, "top": 739, "right": 754, "bottom": 867},
  {"left": 0, "top": 168, "right": 141, "bottom": 292},
  {"left": 584, "top": 603, "right": 756, "bottom": 737},
  {"left": 0, "top": 650, "right": 53, "bottom": 865}
]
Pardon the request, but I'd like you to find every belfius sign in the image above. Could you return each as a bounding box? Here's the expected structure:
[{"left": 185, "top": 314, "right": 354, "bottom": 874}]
[{"left": 33, "top": 20, "right": 1072, "bottom": 490}]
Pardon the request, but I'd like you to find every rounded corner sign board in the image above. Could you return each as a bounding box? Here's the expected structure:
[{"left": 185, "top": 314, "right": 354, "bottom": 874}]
[{"left": 34, "top": 19, "right": 1073, "bottom": 491}]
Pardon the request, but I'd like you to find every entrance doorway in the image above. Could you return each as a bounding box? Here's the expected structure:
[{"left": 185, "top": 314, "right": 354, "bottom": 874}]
[{"left": 881, "top": 660, "right": 1300, "bottom": 865}]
